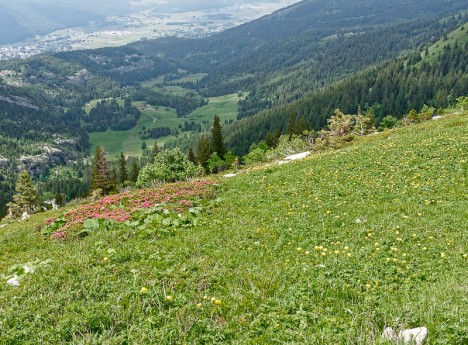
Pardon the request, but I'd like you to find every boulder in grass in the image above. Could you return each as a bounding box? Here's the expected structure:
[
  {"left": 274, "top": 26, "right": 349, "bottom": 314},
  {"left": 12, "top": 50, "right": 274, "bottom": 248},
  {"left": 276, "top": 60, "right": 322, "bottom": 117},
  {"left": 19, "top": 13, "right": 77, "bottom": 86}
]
[
  {"left": 223, "top": 173, "right": 237, "bottom": 178},
  {"left": 284, "top": 151, "right": 311, "bottom": 162},
  {"left": 382, "top": 326, "right": 428, "bottom": 345},
  {"left": 7, "top": 276, "right": 20, "bottom": 287}
]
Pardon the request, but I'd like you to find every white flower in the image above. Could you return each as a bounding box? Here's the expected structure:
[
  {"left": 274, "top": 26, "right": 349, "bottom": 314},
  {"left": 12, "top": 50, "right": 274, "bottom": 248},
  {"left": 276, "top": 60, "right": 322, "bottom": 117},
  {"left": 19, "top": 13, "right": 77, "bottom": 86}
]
[{"left": 355, "top": 218, "right": 361, "bottom": 224}]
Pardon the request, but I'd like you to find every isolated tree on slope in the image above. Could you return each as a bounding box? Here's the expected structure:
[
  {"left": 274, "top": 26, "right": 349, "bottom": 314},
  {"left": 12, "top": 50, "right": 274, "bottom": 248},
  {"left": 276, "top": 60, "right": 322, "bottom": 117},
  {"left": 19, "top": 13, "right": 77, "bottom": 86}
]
[
  {"left": 196, "top": 134, "right": 211, "bottom": 170},
  {"left": 118, "top": 152, "right": 128, "bottom": 184},
  {"left": 7, "top": 170, "right": 38, "bottom": 217},
  {"left": 90, "top": 146, "right": 112, "bottom": 195},
  {"left": 150, "top": 142, "right": 160, "bottom": 163},
  {"left": 210, "top": 115, "right": 226, "bottom": 159}
]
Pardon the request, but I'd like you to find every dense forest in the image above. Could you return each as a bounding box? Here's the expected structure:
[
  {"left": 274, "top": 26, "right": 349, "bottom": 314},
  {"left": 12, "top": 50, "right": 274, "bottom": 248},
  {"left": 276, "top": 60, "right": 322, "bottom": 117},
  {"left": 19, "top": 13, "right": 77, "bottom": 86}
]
[
  {"left": 224, "top": 42, "right": 468, "bottom": 154},
  {"left": 0, "top": 0, "right": 467, "bottom": 217}
]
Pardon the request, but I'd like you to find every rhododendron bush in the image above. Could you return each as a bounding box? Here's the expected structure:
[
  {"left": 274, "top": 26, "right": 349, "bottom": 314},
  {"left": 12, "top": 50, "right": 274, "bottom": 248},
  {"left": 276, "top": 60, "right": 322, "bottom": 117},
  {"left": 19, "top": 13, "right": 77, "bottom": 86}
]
[{"left": 42, "top": 180, "right": 217, "bottom": 239}]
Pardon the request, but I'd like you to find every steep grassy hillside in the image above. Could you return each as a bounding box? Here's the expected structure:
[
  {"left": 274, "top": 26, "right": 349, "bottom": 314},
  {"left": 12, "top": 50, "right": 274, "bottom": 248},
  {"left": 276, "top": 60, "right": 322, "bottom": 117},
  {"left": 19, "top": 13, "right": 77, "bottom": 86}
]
[{"left": 1, "top": 111, "right": 466, "bottom": 343}]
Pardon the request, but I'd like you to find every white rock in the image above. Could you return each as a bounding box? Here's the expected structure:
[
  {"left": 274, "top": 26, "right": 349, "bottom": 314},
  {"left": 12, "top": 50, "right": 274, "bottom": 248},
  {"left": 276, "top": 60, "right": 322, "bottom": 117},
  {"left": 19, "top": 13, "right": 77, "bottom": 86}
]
[
  {"left": 0, "top": 224, "right": 8, "bottom": 228},
  {"left": 382, "top": 327, "right": 428, "bottom": 345},
  {"left": 223, "top": 173, "right": 237, "bottom": 178},
  {"left": 432, "top": 116, "right": 443, "bottom": 120},
  {"left": 21, "top": 212, "right": 30, "bottom": 220},
  {"left": 277, "top": 160, "right": 290, "bottom": 165},
  {"left": 382, "top": 327, "right": 398, "bottom": 341},
  {"left": 400, "top": 327, "right": 428, "bottom": 345},
  {"left": 284, "top": 151, "right": 311, "bottom": 161},
  {"left": 7, "top": 276, "right": 20, "bottom": 287}
]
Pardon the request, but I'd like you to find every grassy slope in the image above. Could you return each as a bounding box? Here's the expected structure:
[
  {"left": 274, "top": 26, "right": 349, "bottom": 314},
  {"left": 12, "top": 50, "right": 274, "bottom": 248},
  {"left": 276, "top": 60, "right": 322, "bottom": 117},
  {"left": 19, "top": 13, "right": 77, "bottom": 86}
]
[
  {"left": 1, "top": 112, "right": 467, "bottom": 343},
  {"left": 423, "top": 23, "right": 468, "bottom": 62},
  {"left": 89, "top": 94, "right": 241, "bottom": 157}
]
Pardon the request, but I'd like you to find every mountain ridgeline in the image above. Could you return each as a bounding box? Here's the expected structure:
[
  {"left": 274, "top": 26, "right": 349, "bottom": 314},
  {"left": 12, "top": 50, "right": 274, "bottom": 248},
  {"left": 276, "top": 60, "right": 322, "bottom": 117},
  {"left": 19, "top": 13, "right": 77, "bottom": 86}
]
[{"left": 0, "top": 0, "right": 467, "bottom": 217}]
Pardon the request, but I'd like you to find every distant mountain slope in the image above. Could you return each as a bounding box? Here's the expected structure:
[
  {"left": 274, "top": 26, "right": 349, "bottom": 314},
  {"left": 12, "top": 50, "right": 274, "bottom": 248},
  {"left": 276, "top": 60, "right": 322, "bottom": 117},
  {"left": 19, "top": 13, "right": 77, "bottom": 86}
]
[
  {"left": 0, "top": 0, "right": 114, "bottom": 44},
  {"left": 223, "top": 30, "right": 468, "bottom": 154},
  {"left": 130, "top": 0, "right": 467, "bottom": 66},
  {"left": 224, "top": 0, "right": 467, "bottom": 41}
]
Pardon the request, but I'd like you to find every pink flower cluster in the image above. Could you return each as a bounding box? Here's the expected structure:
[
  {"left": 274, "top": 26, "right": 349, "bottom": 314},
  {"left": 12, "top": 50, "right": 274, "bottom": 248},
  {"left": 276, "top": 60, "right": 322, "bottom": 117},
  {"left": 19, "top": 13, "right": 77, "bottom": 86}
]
[{"left": 47, "top": 180, "right": 215, "bottom": 239}]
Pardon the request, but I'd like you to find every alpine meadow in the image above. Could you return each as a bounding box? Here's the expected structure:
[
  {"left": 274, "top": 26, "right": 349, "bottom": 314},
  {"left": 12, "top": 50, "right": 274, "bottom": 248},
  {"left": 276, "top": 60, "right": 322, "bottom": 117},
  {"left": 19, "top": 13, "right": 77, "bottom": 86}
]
[{"left": 0, "top": 0, "right": 467, "bottom": 344}]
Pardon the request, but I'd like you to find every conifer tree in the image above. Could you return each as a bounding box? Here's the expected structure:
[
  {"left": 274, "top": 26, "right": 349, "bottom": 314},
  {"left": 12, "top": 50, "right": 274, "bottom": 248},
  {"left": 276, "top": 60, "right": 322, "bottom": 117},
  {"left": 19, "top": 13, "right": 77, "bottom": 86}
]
[
  {"left": 8, "top": 170, "right": 38, "bottom": 216},
  {"left": 196, "top": 135, "right": 211, "bottom": 170},
  {"left": 150, "top": 142, "right": 160, "bottom": 163},
  {"left": 287, "top": 110, "right": 297, "bottom": 140},
  {"left": 130, "top": 160, "right": 140, "bottom": 182},
  {"left": 90, "top": 146, "right": 112, "bottom": 195},
  {"left": 210, "top": 115, "right": 226, "bottom": 158},
  {"left": 118, "top": 152, "right": 128, "bottom": 184},
  {"left": 188, "top": 148, "right": 197, "bottom": 164}
]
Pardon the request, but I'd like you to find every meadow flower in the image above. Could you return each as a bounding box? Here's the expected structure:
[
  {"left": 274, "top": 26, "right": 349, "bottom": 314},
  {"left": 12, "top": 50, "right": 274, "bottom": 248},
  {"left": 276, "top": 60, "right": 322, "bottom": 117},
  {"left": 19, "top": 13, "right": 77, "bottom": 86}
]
[
  {"left": 166, "top": 295, "right": 173, "bottom": 302},
  {"left": 140, "top": 287, "right": 148, "bottom": 293}
]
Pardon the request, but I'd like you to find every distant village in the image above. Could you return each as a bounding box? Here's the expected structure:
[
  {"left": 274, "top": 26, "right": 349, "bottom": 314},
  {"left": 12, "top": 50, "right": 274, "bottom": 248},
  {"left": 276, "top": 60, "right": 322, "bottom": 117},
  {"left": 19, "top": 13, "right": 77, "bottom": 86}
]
[{"left": 0, "top": 14, "right": 237, "bottom": 61}]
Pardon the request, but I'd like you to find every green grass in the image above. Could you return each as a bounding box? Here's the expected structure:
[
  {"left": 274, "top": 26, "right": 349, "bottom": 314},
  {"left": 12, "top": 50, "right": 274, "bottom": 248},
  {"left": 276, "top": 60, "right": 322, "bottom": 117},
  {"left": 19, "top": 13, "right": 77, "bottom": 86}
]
[
  {"left": 422, "top": 23, "right": 468, "bottom": 62},
  {"left": 169, "top": 73, "right": 208, "bottom": 84},
  {"left": 1, "top": 112, "right": 467, "bottom": 343},
  {"left": 186, "top": 93, "right": 241, "bottom": 124},
  {"left": 141, "top": 76, "right": 165, "bottom": 88},
  {"left": 84, "top": 97, "right": 124, "bottom": 114},
  {"left": 89, "top": 94, "right": 242, "bottom": 157}
]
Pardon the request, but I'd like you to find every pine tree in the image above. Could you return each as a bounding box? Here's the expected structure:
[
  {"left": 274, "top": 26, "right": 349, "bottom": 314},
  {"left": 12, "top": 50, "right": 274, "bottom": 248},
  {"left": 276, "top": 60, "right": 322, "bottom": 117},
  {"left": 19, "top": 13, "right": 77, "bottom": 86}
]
[
  {"left": 8, "top": 170, "right": 38, "bottom": 216},
  {"left": 130, "top": 160, "right": 140, "bottom": 182},
  {"left": 150, "top": 142, "right": 160, "bottom": 163},
  {"left": 118, "top": 152, "right": 128, "bottom": 184},
  {"left": 90, "top": 146, "right": 112, "bottom": 195},
  {"left": 196, "top": 135, "right": 211, "bottom": 170},
  {"left": 210, "top": 115, "right": 226, "bottom": 158},
  {"left": 287, "top": 110, "right": 297, "bottom": 140},
  {"left": 188, "top": 148, "right": 197, "bottom": 164}
]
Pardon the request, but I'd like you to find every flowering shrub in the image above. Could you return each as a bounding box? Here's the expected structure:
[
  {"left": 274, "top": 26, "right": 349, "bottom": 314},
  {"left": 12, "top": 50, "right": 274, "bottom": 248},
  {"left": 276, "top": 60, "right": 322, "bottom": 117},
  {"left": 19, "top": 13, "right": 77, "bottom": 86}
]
[{"left": 42, "top": 180, "right": 216, "bottom": 239}]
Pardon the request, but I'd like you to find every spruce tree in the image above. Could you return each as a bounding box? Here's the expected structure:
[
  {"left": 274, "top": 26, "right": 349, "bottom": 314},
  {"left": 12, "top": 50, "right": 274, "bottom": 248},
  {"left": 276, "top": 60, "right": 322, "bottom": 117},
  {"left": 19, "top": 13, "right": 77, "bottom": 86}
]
[
  {"left": 196, "top": 135, "right": 211, "bottom": 170},
  {"left": 150, "top": 142, "right": 160, "bottom": 163},
  {"left": 10, "top": 170, "right": 38, "bottom": 215},
  {"left": 90, "top": 146, "right": 112, "bottom": 195},
  {"left": 118, "top": 152, "right": 128, "bottom": 184},
  {"left": 210, "top": 115, "right": 226, "bottom": 158},
  {"left": 287, "top": 110, "right": 297, "bottom": 140},
  {"left": 188, "top": 148, "right": 197, "bottom": 164},
  {"left": 130, "top": 160, "right": 140, "bottom": 182}
]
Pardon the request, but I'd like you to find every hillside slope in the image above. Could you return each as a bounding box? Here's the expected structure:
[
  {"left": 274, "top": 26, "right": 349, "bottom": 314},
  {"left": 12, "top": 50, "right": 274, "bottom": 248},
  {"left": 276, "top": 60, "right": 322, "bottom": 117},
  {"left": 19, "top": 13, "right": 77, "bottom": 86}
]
[{"left": 1, "top": 111, "right": 467, "bottom": 343}]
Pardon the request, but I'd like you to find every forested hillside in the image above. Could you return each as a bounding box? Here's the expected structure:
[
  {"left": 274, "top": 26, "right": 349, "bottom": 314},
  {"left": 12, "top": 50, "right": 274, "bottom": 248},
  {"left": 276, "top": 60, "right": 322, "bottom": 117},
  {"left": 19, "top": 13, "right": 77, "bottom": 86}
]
[{"left": 224, "top": 37, "right": 468, "bottom": 153}]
